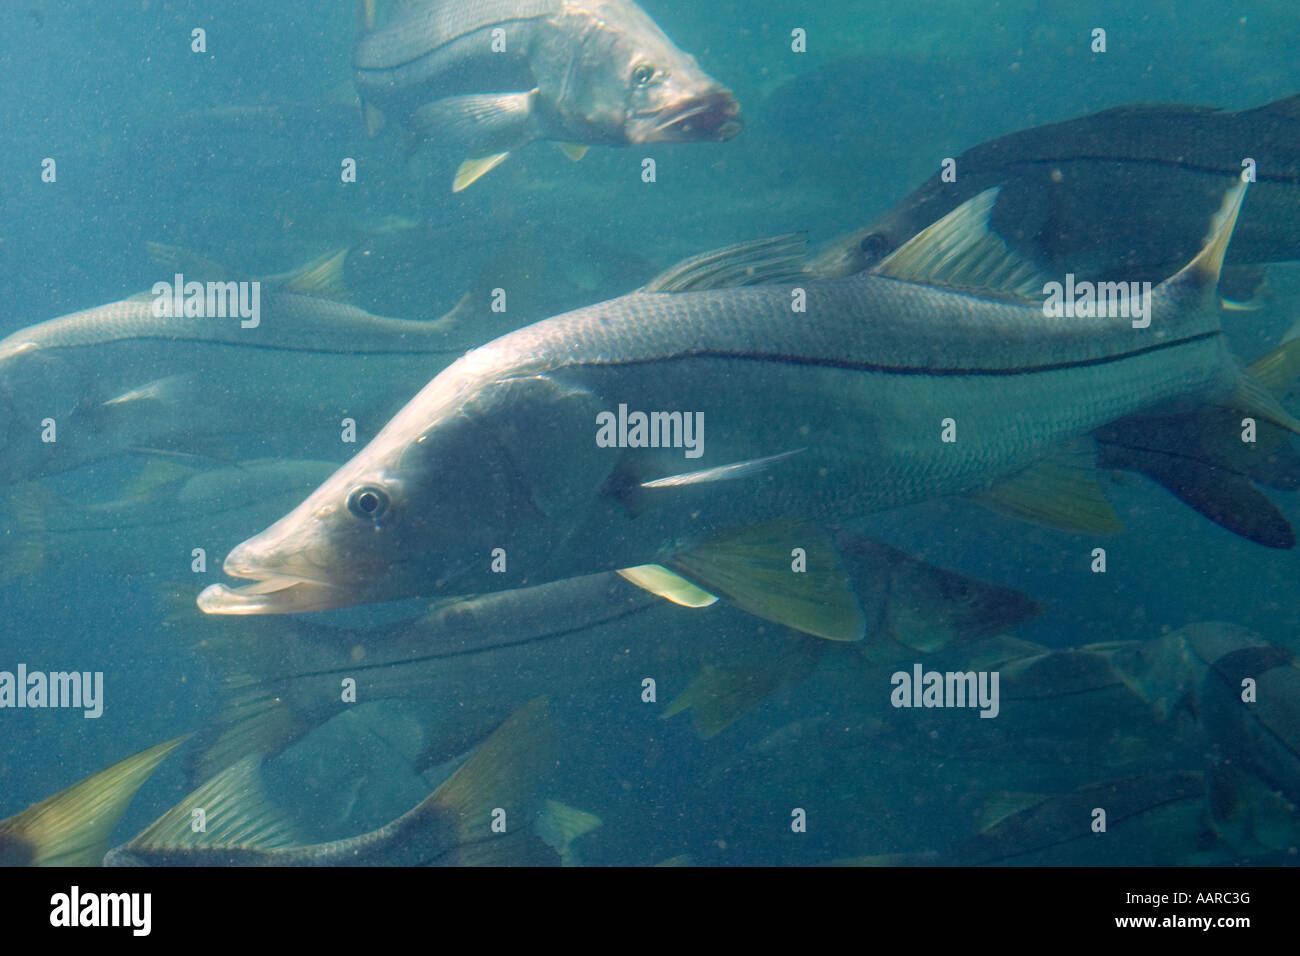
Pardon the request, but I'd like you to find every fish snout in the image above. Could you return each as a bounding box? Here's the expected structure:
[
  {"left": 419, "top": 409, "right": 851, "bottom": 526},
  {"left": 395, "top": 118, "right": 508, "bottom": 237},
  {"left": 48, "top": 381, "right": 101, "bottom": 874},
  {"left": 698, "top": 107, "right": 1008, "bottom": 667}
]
[
  {"left": 633, "top": 87, "right": 742, "bottom": 143},
  {"left": 195, "top": 536, "right": 347, "bottom": 615}
]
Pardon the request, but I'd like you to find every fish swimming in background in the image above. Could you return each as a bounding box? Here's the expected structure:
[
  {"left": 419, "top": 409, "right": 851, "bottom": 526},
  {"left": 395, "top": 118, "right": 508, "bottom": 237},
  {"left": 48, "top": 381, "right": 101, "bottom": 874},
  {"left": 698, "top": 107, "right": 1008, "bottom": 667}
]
[
  {"left": 352, "top": 0, "right": 742, "bottom": 191},
  {"left": 182, "top": 527, "right": 1037, "bottom": 779},
  {"left": 0, "top": 250, "right": 482, "bottom": 486},
  {"left": 809, "top": 93, "right": 1300, "bottom": 299},
  {"left": 0, "top": 458, "right": 338, "bottom": 581},
  {"left": 104, "top": 699, "right": 558, "bottom": 866},
  {"left": 0, "top": 737, "right": 188, "bottom": 866},
  {"left": 199, "top": 178, "right": 1296, "bottom": 641}
]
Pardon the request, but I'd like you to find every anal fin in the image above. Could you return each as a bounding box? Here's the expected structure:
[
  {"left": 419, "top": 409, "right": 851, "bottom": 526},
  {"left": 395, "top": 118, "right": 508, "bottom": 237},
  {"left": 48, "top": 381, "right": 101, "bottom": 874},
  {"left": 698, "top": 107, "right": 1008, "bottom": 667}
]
[{"left": 973, "top": 441, "right": 1123, "bottom": 534}]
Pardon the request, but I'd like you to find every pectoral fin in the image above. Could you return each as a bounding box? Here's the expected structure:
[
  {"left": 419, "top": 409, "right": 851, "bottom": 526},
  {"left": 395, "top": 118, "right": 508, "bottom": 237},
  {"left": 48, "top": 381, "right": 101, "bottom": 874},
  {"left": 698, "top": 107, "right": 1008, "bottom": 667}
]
[
  {"left": 639, "top": 449, "right": 805, "bottom": 488},
  {"left": 662, "top": 637, "right": 825, "bottom": 737}
]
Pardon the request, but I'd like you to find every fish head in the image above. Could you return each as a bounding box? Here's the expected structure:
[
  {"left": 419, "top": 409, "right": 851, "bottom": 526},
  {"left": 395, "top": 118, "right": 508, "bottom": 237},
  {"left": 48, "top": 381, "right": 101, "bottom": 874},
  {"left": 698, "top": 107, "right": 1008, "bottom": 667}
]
[
  {"left": 551, "top": 1, "right": 741, "bottom": 145},
  {"left": 198, "top": 352, "right": 616, "bottom": 615}
]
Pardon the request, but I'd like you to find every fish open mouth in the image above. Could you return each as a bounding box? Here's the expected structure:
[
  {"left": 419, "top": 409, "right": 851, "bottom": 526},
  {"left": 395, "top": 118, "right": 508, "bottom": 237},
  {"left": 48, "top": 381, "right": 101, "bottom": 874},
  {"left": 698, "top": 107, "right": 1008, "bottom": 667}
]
[
  {"left": 640, "top": 90, "right": 742, "bottom": 142},
  {"left": 196, "top": 573, "right": 345, "bottom": 615}
]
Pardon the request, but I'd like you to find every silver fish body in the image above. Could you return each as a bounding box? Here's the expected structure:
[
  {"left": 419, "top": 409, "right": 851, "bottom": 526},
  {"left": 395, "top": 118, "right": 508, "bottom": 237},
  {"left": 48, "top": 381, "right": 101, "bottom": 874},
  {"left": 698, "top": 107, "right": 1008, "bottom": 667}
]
[
  {"left": 201, "top": 186, "right": 1254, "bottom": 616},
  {"left": 353, "top": 0, "right": 741, "bottom": 151},
  {"left": 0, "top": 292, "right": 471, "bottom": 484}
]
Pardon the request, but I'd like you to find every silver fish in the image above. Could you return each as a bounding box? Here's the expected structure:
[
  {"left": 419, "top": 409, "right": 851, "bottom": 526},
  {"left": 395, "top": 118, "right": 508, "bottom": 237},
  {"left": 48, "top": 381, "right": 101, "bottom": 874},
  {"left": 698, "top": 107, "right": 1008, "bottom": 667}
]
[
  {"left": 201, "top": 181, "right": 1287, "bottom": 640},
  {"left": 104, "top": 699, "right": 555, "bottom": 866},
  {"left": 186, "top": 527, "right": 1037, "bottom": 779},
  {"left": 0, "top": 260, "right": 477, "bottom": 485},
  {"left": 352, "top": 0, "right": 741, "bottom": 190}
]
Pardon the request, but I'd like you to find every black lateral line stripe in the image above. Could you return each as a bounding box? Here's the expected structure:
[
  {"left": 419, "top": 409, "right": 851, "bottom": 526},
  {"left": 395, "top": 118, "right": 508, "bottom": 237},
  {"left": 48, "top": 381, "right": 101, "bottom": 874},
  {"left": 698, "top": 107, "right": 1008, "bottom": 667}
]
[
  {"left": 570, "top": 330, "right": 1222, "bottom": 378},
  {"left": 1010, "top": 155, "right": 1300, "bottom": 185},
  {"left": 26, "top": 336, "right": 458, "bottom": 357}
]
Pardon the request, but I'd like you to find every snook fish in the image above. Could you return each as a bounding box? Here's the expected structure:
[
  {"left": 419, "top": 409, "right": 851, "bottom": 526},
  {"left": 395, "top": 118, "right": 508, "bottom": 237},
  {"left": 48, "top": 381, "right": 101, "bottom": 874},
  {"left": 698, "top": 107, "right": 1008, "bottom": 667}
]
[
  {"left": 810, "top": 94, "right": 1300, "bottom": 286},
  {"left": 200, "top": 180, "right": 1291, "bottom": 640},
  {"left": 186, "top": 529, "right": 1038, "bottom": 780},
  {"left": 0, "top": 253, "right": 477, "bottom": 485},
  {"left": 104, "top": 699, "right": 557, "bottom": 866},
  {"left": 352, "top": 0, "right": 741, "bottom": 190}
]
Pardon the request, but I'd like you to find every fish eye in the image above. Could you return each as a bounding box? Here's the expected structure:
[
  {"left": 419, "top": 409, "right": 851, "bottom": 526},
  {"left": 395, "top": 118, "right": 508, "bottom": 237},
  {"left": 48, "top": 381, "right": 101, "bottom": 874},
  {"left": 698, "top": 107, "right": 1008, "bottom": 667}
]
[
  {"left": 632, "top": 63, "right": 655, "bottom": 86},
  {"left": 859, "top": 233, "right": 891, "bottom": 260},
  {"left": 347, "top": 485, "right": 390, "bottom": 521}
]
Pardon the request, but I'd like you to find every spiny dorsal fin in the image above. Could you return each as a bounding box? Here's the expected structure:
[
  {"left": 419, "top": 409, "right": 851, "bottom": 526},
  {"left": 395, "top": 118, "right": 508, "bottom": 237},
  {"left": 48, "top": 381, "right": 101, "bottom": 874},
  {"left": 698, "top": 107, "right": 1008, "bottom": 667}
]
[
  {"left": 0, "top": 736, "right": 189, "bottom": 866},
  {"left": 1158, "top": 178, "right": 1248, "bottom": 304},
  {"left": 973, "top": 440, "right": 1124, "bottom": 534},
  {"left": 640, "top": 235, "right": 809, "bottom": 293},
  {"left": 279, "top": 248, "right": 352, "bottom": 301},
  {"left": 870, "top": 187, "right": 1050, "bottom": 301},
  {"left": 667, "top": 521, "right": 866, "bottom": 641},
  {"left": 123, "top": 755, "right": 299, "bottom": 853}
]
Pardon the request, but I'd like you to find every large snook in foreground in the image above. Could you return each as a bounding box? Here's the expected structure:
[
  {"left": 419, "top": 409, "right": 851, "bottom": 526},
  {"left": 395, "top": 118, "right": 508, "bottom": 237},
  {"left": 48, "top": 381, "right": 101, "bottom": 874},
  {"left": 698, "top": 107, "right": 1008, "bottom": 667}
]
[
  {"left": 200, "top": 181, "right": 1286, "bottom": 638},
  {"left": 352, "top": 0, "right": 741, "bottom": 190}
]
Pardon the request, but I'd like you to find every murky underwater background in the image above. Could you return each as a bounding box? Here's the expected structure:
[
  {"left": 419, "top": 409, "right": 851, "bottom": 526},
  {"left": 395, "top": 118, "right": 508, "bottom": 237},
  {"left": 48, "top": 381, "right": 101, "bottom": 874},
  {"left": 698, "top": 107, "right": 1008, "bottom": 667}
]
[{"left": 2, "top": 0, "right": 1299, "bottom": 865}]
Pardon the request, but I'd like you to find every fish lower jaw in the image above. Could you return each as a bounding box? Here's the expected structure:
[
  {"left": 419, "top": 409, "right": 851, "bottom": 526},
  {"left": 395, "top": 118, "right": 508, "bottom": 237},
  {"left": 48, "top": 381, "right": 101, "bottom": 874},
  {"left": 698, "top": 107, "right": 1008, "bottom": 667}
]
[
  {"left": 196, "top": 574, "right": 345, "bottom": 616},
  {"left": 631, "top": 93, "right": 742, "bottom": 142}
]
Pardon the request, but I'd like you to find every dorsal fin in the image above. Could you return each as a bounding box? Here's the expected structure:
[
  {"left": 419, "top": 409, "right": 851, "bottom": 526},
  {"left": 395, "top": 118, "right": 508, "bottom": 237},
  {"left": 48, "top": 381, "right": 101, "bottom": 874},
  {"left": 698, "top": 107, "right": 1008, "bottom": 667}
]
[
  {"left": 122, "top": 755, "right": 299, "bottom": 853},
  {"left": 278, "top": 248, "right": 352, "bottom": 301},
  {"left": 147, "top": 242, "right": 246, "bottom": 282},
  {"left": 870, "top": 187, "right": 1050, "bottom": 300},
  {"left": 1157, "top": 178, "right": 1248, "bottom": 304},
  {"left": 1257, "top": 92, "right": 1300, "bottom": 119},
  {"left": 640, "top": 234, "right": 808, "bottom": 293}
]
